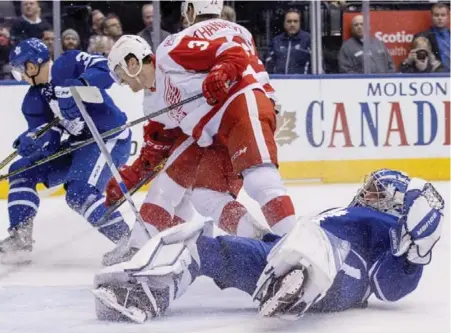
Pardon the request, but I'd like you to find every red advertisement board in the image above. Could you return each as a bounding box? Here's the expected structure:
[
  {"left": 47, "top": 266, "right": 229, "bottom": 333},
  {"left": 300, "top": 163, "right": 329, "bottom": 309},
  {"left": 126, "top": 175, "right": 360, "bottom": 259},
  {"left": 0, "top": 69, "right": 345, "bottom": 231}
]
[{"left": 343, "top": 11, "right": 432, "bottom": 69}]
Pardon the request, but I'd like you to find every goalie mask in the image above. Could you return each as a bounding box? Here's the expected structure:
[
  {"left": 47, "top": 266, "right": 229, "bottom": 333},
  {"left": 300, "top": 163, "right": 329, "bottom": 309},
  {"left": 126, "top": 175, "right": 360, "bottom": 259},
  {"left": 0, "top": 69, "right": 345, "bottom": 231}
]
[{"left": 350, "top": 169, "right": 411, "bottom": 217}]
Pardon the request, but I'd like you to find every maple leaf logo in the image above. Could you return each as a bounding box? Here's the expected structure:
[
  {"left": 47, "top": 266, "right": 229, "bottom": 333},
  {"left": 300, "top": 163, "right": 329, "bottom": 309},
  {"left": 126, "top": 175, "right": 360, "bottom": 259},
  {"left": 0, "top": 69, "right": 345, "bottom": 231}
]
[{"left": 275, "top": 111, "right": 299, "bottom": 146}]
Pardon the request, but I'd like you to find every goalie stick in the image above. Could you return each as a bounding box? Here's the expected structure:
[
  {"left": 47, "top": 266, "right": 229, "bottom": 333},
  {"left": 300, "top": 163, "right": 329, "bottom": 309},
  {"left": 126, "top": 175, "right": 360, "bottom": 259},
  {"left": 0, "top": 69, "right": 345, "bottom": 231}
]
[
  {"left": 0, "top": 117, "right": 61, "bottom": 171},
  {"left": 96, "top": 159, "right": 167, "bottom": 229},
  {"left": 0, "top": 90, "right": 203, "bottom": 182}
]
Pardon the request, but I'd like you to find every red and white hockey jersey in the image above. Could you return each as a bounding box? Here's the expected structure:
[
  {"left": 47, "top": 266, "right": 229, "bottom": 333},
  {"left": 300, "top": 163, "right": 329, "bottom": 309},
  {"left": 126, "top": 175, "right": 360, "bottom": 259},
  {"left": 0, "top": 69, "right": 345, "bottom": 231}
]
[
  {"left": 184, "top": 19, "right": 276, "bottom": 102},
  {"left": 144, "top": 20, "right": 272, "bottom": 147}
]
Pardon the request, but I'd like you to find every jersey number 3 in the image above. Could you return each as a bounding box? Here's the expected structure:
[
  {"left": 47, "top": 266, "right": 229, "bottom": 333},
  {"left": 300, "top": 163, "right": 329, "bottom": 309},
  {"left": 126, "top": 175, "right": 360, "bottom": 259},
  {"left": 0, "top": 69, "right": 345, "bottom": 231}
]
[{"left": 188, "top": 40, "right": 209, "bottom": 51}]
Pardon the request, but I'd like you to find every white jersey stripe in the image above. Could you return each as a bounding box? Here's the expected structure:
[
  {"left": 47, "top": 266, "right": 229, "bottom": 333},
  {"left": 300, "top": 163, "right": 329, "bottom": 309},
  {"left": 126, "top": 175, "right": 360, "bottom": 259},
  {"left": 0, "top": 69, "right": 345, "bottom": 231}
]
[
  {"left": 9, "top": 187, "right": 39, "bottom": 197},
  {"left": 88, "top": 138, "right": 118, "bottom": 186},
  {"left": 84, "top": 197, "right": 106, "bottom": 220},
  {"left": 244, "top": 90, "right": 271, "bottom": 163},
  {"left": 8, "top": 200, "right": 38, "bottom": 211},
  {"left": 215, "top": 41, "right": 240, "bottom": 58}
]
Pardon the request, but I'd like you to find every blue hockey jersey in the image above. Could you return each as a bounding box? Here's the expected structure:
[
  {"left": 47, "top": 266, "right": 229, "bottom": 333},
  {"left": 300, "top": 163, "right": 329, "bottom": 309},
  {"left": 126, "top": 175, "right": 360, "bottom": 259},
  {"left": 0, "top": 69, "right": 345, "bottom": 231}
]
[
  {"left": 20, "top": 50, "right": 127, "bottom": 141},
  {"left": 307, "top": 207, "right": 423, "bottom": 312},
  {"left": 198, "top": 206, "right": 424, "bottom": 313}
]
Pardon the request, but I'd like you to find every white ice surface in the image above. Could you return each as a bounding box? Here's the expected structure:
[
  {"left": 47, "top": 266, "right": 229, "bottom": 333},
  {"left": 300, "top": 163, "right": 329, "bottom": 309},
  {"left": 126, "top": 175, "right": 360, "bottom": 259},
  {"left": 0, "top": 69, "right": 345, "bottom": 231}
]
[{"left": 0, "top": 182, "right": 449, "bottom": 333}]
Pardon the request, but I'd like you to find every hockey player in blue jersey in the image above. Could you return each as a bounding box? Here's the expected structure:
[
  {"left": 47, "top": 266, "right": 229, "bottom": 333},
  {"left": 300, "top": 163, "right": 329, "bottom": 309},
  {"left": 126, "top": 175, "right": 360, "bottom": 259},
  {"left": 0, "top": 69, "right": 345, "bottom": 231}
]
[
  {"left": 0, "top": 38, "right": 131, "bottom": 260},
  {"left": 92, "top": 169, "right": 445, "bottom": 323}
]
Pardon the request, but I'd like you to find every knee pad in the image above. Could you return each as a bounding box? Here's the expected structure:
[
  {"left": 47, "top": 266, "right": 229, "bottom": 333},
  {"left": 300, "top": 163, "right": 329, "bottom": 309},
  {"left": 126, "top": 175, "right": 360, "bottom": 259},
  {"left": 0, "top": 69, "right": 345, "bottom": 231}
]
[
  {"left": 66, "top": 181, "right": 129, "bottom": 242},
  {"left": 242, "top": 165, "right": 287, "bottom": 206},
  {"left": 144, "top": 172, "right": 187, "bottom": 215},
  {"left": 8, "top": 158, "right": 37, "bottom": 183},
  {"left": 174, "top": 192, "right": 195, "bottom": 223},
  {"left": 192, "top": 188, "right": 233, "bottom": 222},
  {"left": 65, "top": 181, "right": 100, "bottom": 214}
]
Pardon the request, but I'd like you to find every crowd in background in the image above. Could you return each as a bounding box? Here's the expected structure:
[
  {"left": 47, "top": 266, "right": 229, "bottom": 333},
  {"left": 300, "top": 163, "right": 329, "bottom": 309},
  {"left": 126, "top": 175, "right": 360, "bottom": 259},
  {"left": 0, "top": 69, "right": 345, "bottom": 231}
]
[{"left": 0, "top": 0, "right": 449, "bottom": 80}]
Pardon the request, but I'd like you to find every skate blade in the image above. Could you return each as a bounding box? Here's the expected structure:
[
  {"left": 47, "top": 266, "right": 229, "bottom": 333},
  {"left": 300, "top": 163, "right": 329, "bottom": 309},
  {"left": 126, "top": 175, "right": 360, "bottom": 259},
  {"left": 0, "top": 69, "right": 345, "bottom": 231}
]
[
  {"left": 259, "top": 269, "right": 305, "bottom": 318},
  {"left": 91, "top": 288, "right": 147, "bottom": 324},
  {"left": 0, "top": 250, "right": 32, "bottom": 265}
]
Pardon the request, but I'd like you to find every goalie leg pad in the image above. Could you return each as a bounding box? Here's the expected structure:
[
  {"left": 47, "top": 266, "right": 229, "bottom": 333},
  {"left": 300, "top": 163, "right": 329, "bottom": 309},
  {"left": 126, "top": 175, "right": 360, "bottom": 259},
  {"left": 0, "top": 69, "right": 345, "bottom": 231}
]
[
  {"left": 92, "top": 283, "right": 170, "bottom": 323},
  {"left": 94, "top": 220, "right": 205, "bottom": 320},
  {"left": 253, "top": 218, "right": 350, "bottom": 319}
]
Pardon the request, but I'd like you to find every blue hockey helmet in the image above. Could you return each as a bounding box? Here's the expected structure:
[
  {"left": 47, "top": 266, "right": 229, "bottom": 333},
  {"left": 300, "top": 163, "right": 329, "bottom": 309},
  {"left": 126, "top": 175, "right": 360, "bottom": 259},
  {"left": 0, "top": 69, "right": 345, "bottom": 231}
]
[
  {"left": 9, "top": 38, "right": 50, "bottom": 82},
  {"left": 350, "top": 169, "right": 411, "bottom": 217}
]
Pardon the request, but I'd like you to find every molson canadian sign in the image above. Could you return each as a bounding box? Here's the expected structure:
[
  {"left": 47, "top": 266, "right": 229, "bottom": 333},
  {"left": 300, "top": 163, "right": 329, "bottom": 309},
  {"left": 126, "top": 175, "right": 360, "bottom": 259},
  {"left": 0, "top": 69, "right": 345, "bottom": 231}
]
[
  {"left": 343, "top": 11, "right": 432, "bottom": 69},
  {"left": 272, "top": 77, "right": 450, "bottom": 182}
]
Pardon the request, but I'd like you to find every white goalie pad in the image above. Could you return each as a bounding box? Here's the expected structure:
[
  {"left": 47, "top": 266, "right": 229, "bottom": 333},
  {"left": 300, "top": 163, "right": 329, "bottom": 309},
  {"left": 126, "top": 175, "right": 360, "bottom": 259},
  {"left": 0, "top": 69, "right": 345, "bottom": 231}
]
[
  {"left": 94, "top": 220, "right": 205, "bottom": 298},
  {"left": 253, "top": 218, "right": 351, "bottom": 317}
]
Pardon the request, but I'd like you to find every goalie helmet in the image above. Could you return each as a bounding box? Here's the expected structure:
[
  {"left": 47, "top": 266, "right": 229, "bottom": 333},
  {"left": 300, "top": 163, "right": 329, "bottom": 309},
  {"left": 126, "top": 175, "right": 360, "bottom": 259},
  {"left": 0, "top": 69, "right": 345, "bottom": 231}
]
[
  {"left": 181, "top": 0, "right": 224, "bottom": 25},
  {"left": 350, "top": 169, "right": 411, "bottom": 217},
  {"left": 108, "top": 35, "right": 153, "bottom": 82}
]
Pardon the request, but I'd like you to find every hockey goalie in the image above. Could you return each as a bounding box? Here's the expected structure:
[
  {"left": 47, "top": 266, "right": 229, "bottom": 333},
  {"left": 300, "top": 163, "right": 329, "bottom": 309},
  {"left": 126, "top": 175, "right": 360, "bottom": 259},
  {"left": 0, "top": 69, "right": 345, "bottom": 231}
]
[{"left": 92, "top": 169, "right": 445, "bottom": 322}]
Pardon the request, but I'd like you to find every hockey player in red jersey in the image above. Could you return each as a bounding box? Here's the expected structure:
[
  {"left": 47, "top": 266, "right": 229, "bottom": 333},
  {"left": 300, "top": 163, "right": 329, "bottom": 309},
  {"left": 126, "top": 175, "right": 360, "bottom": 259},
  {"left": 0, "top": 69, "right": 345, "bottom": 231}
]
[
  {"left": 179, "top": 0, "right": 286, "bottom": 237},
  {"left": 104, "top": 0, "right": 296, "bottom": 263}
]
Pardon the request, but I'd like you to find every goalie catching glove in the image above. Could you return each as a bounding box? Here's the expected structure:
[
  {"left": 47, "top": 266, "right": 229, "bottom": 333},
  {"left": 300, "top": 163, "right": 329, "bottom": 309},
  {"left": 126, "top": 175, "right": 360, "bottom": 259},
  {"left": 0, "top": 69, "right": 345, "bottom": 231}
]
[
  {"left": 105, "top": 121, "right": 178, "bottom": 206},
  {"left": 390, "top": 178, "right": 444, "bottom": 265}
]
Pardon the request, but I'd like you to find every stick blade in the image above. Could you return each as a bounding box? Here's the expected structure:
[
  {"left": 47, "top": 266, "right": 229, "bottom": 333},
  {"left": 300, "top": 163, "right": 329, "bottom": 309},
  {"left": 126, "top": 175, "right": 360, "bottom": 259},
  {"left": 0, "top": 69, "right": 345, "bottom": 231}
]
[{"left": 71, "top": 86, "right": 104, "bottom": 104}]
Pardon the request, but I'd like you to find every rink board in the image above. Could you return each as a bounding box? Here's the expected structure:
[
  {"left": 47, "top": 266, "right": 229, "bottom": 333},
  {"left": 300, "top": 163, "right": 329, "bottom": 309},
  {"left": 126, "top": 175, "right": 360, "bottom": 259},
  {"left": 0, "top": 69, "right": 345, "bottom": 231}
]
[{"left": 0, "top": 74, "right": 449, "bottom": 198}]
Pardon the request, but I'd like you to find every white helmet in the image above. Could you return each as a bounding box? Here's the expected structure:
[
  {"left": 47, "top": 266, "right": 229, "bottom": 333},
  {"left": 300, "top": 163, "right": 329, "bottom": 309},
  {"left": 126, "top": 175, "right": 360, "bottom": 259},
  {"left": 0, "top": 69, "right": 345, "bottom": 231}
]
[
  {"left": 181, "top": 0, "right": 224, "bottom": 25},
  {"left": 108, "top": 35, "right": 153, "bottom": 81}
]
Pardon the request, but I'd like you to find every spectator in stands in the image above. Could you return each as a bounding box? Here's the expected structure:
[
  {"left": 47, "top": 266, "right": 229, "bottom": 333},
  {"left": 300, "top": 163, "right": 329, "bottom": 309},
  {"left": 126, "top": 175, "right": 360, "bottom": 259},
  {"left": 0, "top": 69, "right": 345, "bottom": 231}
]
[
  {"left": 102, "top": 13, "right": 123, "bottom": 42},
  {"left": 10, "top": 0, "right": 52, "bottom": 45},
  {"left": 88, "top": 35, "right": 114, "bottom": 56},
  {"left": 62, "top": 29, "right": 80, "bottom": 51},
  {"left": 265, "top": 8, "right": 311, "bottom": 74},
  {"left": 338, "top": 14, "right": 395, "bottom": 73},
  {"left": 91, "top": 9, "right": 105, "bottom": 36},
  {"left": 138, "top": 3, "right": 170, "bottom": 50},
  {"left": 0, "top": 25, "right": 12, "bottom": 80},
  {"left": 221, "top": 5, "right": 236, "bottom": 22},
  {"left": 414, "top": 3, "right": 450, "bottom": 71},
  {"left": 41, "top": 28, "right": 54, "bottom": 59},
  {"left": 400, "top": 36, "right": 446, "bottom": 73}
]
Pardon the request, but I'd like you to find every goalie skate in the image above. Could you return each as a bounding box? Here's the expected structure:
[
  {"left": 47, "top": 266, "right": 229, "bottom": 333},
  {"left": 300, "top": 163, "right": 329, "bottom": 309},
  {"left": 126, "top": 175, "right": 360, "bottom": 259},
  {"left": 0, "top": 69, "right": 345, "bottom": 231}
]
[
  {"left": 0, "top": 222, "right": 34, "bottom": 264},
  {"left": 258, "top": 267, "right": 308, "bottom": 319},
  {"left": 91, "top": 286, "right": 149, "bottom": 324}
]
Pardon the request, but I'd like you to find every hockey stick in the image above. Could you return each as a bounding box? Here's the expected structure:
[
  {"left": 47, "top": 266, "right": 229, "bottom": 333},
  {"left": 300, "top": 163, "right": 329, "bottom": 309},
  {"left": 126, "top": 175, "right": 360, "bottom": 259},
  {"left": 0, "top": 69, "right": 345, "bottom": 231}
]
[
  {"left": 71, "top": 86, "right": 152, "bottom": 239},
  {"left": 0, "top": 117, "right": 61, "bottom": 171},
  {"left": 96, "top": 158, "right": 167, "bottom": 228},
  {"left": 0, "top": 90, "right": 203, "bottom": 182}
]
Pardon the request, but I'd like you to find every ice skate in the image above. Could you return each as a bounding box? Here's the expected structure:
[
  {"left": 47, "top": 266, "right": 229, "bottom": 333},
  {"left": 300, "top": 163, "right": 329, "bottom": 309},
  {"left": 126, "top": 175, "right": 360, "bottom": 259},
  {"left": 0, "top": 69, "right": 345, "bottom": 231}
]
[
  {"left": 101, "top": 233, "right": 139, "bottom": 266},
  {"left": 0, "top": 222, "right": 34, "bottom": 264}
]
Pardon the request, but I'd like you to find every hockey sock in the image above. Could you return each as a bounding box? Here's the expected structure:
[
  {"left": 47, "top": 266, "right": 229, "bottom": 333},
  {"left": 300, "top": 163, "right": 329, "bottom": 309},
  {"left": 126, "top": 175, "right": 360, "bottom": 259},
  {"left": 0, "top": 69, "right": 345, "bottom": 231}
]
[
  {"left": 8, "top": 177, "right": 40, "bottom": 228},
  {"left": 65, "top": 181, "right": 129, "bottom": 242},
  {"left": 242, "top": 165, "right": 296, "bottom": 236}
]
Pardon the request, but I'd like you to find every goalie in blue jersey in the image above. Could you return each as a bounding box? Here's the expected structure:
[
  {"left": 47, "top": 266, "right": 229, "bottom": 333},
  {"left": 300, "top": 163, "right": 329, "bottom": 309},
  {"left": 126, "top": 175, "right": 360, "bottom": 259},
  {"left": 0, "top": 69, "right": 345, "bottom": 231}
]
[
  {"left": 92, "top": 169, "right": 445, "bottom": 323},
  {"left": 0, "top": 38, "right": 131, "bottom": 261}
]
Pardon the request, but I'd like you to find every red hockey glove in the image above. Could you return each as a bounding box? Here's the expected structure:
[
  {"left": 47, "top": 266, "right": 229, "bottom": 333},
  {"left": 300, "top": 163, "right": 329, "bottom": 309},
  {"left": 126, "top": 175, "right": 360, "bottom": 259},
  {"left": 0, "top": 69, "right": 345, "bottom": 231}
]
[
  {"left": 202, "top": 63, "right": 238, "bottom": 106},
  {"left": 140, "top": 121, "right": 178, "bottom": 166},
  {"left": 105, "top": 162, "right": 142, "bottom": 206}
]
